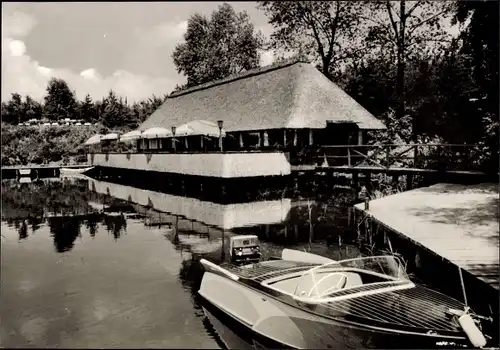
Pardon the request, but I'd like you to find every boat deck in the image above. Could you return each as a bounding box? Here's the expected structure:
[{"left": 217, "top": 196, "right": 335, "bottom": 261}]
[
  {"left": 354, "top": 183, "right": 499, "bottom": 291},
  {"left": 220, "top": 260, "right": 465, "bottom": 333},
  {"left": 221, "top": 260, "right": 317, "bottom": 281}
]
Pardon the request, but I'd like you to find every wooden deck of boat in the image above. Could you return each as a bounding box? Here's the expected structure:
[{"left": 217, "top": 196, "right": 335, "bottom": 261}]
[{"left": 354, "top": 183, "right": 499, "bottom": 290}]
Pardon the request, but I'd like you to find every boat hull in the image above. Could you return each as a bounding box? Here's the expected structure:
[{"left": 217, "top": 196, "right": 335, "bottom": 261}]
[{"left": 199, "top": 272, "right": 468, "bottom": 349}]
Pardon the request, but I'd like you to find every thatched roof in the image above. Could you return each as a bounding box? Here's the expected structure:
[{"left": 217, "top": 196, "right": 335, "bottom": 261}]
[{"left": 139, "top": 58, "right": 386, "bottom": 132}]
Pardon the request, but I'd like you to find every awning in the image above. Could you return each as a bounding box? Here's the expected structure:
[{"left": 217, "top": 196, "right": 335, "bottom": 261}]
[
  {"left": 84, "top": 134, "right": 103, "bottom": 145},
  {"left": 142, "top": 127, "right": 172, "bottom": 139},
  {"left": 175, "top": 120, "right": 226, "bottom": 137},
  {"left": 120, "top": 130, "right": 142, "bottom": 143},
  {"left": 101, "top": 133, "right": 120, "bottom": 141}
]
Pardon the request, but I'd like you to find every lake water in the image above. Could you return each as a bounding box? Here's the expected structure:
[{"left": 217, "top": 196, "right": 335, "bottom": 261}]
[{"left": 1, "top": 176, "right": 363, "bottom": 348}]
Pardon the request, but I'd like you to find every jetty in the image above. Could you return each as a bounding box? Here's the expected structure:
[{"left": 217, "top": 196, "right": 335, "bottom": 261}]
[
  {"left": 1, "top": 164, "right": 91, "bottom": 179},
  {"left": 354, "top": 182, "right": 499, "bottom": 319}
]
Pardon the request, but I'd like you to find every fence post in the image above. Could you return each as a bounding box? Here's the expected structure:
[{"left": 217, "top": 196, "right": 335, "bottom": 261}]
[
  {"left": 385, "top": 145, "right": 390, "bottom": 169},
  {"left": 414, "top": 145, "right": 419, "bottom": 168},
  {"left": 437, "top": 145, "right": 442, "bottom": 172},
  {"left": 347, "top": 146, "right": 351, "bottom": 167}
]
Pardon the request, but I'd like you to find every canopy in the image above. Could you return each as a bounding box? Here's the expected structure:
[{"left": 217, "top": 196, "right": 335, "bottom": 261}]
[
  {"left": 142, "top": 127, "right": 172, "bottom": 139},
  {"left": 101, "top": 133, "right": 120, "bottom": 141},
  {"left": 175, "top": 120, "right": 226, "bottom": 137},
  {"left": 84, "top": 134, "right": 103, "bottom": 145},
  {"left": 120, "top": 130, "right": 142, "bottom": 143}
]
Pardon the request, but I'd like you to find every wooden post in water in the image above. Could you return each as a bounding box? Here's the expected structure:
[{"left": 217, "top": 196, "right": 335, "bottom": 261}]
[
  {"left": 217, "top": 120, "right": 224, "bottom": 152},
  {"left": 309, "top": 222, "right": 313, "bottom": 245},
  {"left": 365, "top": 172, "right": 372, "bottom": 197},
  {"left": 392, "top": 174, "right": 399, "bottom": 189},
  {"left": 221, "top": 229, "right": 225, "bottom": 261},
  {"left": 263, "top": 131, "right": 269, "bottom": 147},
  {"left": 406, "top": 174, "right": 413, "bottom": 190},
  {"left": 239, "top": 133, "right": 244, "bottom": 149}
]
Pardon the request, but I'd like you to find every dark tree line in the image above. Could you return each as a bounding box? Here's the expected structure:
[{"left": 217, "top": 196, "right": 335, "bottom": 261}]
[
  {"left": 257, "top": 0, "right": 498, "bottom": 174},
  {"left": 1, "top": 78, "right": 167, "bottom": 130}
]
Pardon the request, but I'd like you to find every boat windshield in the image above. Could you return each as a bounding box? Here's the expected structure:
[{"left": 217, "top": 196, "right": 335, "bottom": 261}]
[
  {"left": 290, "top": 255, "right": 411, "bottom": 302},
  {"left": 309, "top": 255, "right": 409, "bottom": 280}
]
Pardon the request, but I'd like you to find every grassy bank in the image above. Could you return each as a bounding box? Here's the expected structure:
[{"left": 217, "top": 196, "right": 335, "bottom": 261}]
[{"left": 1, "top": 123, "right": 133, "bottom": 167}]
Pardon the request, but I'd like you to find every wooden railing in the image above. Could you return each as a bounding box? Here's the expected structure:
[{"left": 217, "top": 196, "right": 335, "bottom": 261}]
[{"left": 295, "top": 144, "right": 485, "bottom": 172}]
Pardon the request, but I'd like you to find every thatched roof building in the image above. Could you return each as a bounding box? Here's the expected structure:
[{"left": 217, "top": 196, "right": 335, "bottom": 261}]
[{"left": 139, "top": 58, "right": 386, "bottom": 133}]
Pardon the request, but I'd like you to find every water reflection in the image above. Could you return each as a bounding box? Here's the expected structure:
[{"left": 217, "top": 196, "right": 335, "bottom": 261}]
[
  {"left": 1, "top": 176, "right": 362, "bottom": 349},
  {"left": 18, "top": 220, "right": 28, "bottom": 241},
  {"left": 48, "top": 217, "right": 82, "bottom": 253},
  {"left": 85, "top": 213, "right": 100, "bottom": 238},
  {"left": 103, "top": 213, "right": 127, "bottom": 240}
]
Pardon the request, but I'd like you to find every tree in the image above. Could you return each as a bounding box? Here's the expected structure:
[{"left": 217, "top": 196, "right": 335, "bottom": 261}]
[
  {"left": 363, "top": 1, "right": 454, "bottom": 140},
  {"left": 258, "top": 1, "right": 363, "bottom": 79},
  {"left": 43, "top": 78, "right": 77, "bottom": 121},
  {"left": 172, "top": 3, "right": 263, "bottom": 88},
  {"left": 452, "top": 0, "right": 499, "bottom": 174},
  {"left": 77, "top": 94, "right": 97, "bottom": 122},
  {"left": 100, "top": 90, "right": 124, "bottom": 129},
  {"left": 21, "top": 96, "right": 43, "bottom": 123},
  {"left": 1, "top": 93, "right": 23, "bottom": 124}
]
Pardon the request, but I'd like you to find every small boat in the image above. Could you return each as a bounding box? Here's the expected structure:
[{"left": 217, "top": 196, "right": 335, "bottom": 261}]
[
  {"left": 60, "top": 166, "right": 94, "bottom": 176},
  {"left": 229, "top": 235, "right": 261, "bottom": 264},
  {"left": 198, "top": 249, "right": 491, "bottom": 349},
  {"left": 18, "top": 168, "right": 32, "bottom": 177}
]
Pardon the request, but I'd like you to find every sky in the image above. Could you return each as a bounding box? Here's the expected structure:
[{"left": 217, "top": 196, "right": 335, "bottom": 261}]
[{"left": 1, "top": 2, "right": 275, "bottom": 103}]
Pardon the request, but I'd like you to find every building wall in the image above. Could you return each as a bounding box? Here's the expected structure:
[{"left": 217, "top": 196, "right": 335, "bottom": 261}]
[
  {"left": 88, "top": 152, "right": 291, "bottom": 178},
  {"left": 89, "top": 178, "right": 292, "bottom": 229}
]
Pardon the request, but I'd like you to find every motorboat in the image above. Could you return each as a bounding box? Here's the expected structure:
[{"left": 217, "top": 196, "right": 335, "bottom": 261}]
[
  {"left": 60, "top": 166, "right": 94, "bottom": 176},
  {"left": 198, "top": 249, "right": 491, "bottom": 349},
  {"left": 60, "top": 166, "right": 94, "bottom": 175}
]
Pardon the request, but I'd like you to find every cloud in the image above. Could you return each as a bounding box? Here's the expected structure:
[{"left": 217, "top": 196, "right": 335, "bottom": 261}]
[
  {"left": 1, "top": 11, "right": 182, "bottom": 102},
  {"left": 9, "top": 39, "right": 26, "bottom": 56},
  {"left": 134, "top": 20, "right": 188, "bottom": 48}
]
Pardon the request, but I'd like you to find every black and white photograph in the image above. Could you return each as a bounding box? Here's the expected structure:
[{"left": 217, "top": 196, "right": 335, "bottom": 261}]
[{"left": 1, "top": 1, "right": 498, "bottom": 349}]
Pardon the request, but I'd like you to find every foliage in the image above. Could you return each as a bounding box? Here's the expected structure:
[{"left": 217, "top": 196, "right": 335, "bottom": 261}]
[
  {"left": 257, "top": 0, "right": 497, "bottom": 174},
  {"left": 43, "top": 78, "right": 78, "bottom": 121},
  {"left": 172, "top": 3, "right": 264, "bottom": 88},
  {"left": 2, "top": 122, "right": 99, "bottom": 166},
  {"left": 258, "top": 1, "right": 364, "bottom": 78},
  {"left": 452, "top": 0, "right": 499, "bottom": 175},
  {"left": 1, "top": 93, "right": 23, "bottom": 124},
  {"left": 1, "top": 77, "right": 169, "bottom": 166},
  {"left": 362, "top": 1, "right": 455, "bottom": 62},
  {"left": 361, "top": 0, "right": 455, "bottom": 145}
]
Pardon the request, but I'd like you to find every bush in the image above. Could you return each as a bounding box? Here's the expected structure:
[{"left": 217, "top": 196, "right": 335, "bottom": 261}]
[{"left": 0, "top": 123, "right": 108, "bottom": 167}]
